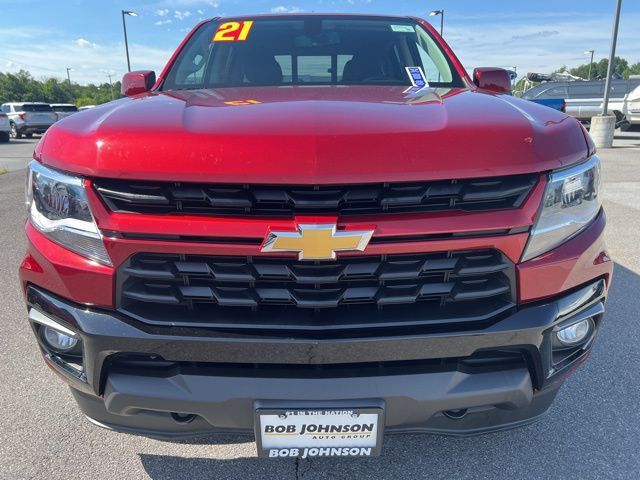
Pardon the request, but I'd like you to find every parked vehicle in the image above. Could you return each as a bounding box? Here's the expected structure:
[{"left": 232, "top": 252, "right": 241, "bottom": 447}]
[
  {"left": 21, "top": 14, "right": 611, "bottom": 458},
  {"left": 606, "top": 85, "right": 640, "bottom": 131},
  {"left": 51, "top": 103, "right": 79, "bottom": 120},
  {"left": 529, "top": 98, "right": 566, "bottom": 112},
  {"left": 0, "top": 112, "right": 10, "bottom": 142},
  {"left": 522, "top": 78, "right": 640, "bottom": 124},
  {"left": 0, "top": 102, "right": 57, "bottom": 138}
]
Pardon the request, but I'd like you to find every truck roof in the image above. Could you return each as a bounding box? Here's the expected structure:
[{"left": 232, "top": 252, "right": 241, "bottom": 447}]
[{"left": 213, "top": 13, "right": 416, "bottom": 21}]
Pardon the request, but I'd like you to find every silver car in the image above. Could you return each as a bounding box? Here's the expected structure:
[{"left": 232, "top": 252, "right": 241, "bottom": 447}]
[
  {"left": 0, "top": 102, "right": 58, "bottom": 138},
  {"left": 51, "top": 103, "right": 79, "bottom": 120},
  {"left": 0, "top": 112, "right": 10, "bottom": 143}
]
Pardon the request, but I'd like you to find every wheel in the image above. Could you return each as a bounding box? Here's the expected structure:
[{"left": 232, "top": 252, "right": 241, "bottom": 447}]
[
  {"left": 9, "top": 122, "right": 21, "bottom": 139},
  {"left": 613, "top": 111, "right": 627, "bottom": 129},
  {"left": 0, "top": 132, "right": 9, "bottom": 143}
]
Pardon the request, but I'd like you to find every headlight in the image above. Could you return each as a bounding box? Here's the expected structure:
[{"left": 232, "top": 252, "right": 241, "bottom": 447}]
[
  {"left": 522, "top": 155, "right": 601, "bottom": 261},
  {"left": 26, "top": 160, "right": 112, "bottom": 266}
]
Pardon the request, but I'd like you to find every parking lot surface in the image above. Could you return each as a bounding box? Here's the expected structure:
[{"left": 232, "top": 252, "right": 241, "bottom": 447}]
[{"left": 1, "top": 134, "right": 639, "bottom": 479}]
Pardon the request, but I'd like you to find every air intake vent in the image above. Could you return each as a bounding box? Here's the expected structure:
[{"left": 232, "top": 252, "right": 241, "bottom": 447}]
[{"left": 95, "top": 174, "right": 538, "bottom": 217}]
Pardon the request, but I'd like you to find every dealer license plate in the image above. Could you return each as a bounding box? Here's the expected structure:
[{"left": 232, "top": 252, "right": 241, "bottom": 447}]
[{"left": 255, "top": 408, "right": 384, "bottom": 458}]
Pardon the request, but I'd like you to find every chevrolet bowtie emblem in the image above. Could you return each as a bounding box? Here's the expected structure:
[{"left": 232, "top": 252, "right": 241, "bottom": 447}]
[{"left": 261, "top": 224, "right": 375, "bottom": 261}]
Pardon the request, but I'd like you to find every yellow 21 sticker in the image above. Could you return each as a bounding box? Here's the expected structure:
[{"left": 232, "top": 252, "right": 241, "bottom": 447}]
[
  {"left": 224, "top": 100, "right": 261, "bottom": 106},
  {"left": 213, "top": 21, "right": 254, "bottom": 42}
]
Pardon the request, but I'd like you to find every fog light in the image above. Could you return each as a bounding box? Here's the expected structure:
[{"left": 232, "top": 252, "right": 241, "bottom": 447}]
[
  {"left": 556, "top": 318, "right": 593, "bottom": 346},
  {"left": 42, "top": 326, "right": 78, "bottom": 353}
]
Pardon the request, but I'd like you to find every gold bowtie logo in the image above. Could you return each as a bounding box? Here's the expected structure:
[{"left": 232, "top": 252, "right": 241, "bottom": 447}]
[{"left": 261, "top": 224, "right": 375, "bottom": 261}]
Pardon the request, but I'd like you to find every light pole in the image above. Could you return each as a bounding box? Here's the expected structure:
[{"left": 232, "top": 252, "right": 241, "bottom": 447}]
[
  {"left": 66, "top": 67, "right": 73, "bottom": 99},
  {"left": 602, "top": 0, "right": 622, "bottom": 116},
  {"left": 583, "top": 50, "right": 595, "bottom": 80},
  {"left": 429, "top": 9, "right": 444, "bottom": 36},
  {"left": 429, "top": 9, "right": 445, "bottom": 82},
  {"left": 590, "top": 0, "right": 622, "bottom": 149},
  {"left": 121, "top": 10, "right": 138, "bottom": 72}
]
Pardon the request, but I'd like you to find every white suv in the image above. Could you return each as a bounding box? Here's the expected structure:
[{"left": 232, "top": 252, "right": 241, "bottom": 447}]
[
  {"left": 51, "top": 103, "right": 79, "bottom": 120},
  {"left": 0, "top": 102, "right": 58, "bottom": 138}
]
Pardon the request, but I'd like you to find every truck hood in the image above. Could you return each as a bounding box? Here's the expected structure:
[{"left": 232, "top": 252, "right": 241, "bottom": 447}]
[{"left": 37, "top": 86, "right": 589, "bottom": 183}]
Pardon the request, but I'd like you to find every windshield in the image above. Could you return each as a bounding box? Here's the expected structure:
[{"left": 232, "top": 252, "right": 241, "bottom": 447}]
[{"left": 162, "top": 16, "right": 463, "bottom": 90}]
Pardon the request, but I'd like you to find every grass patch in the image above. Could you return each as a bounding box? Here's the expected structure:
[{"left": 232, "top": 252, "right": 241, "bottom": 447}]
[{"left": 0, "top": 167, "right": 8, "bottom": 175}]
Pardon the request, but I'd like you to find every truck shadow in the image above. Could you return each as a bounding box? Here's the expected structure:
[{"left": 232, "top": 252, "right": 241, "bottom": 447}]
[{"left": 138, "top": 262, "right": 640, "bottom": 480}]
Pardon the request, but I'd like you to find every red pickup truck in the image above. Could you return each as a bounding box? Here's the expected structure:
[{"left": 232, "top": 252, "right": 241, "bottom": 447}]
[{"left": 21, "top": 14, "right": 611, "bottom": 458}]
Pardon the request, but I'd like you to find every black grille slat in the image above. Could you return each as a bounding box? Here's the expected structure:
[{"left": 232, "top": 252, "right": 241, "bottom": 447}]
[
  {"left": 451, "top": 279, "right": 511, "bottom": 301},
  {"left": 118, "top": 250, "right": 515, "bottom": 332},
  {"left": 96, "top": 186, "right": 170, "bottom": 205},
  {"left": 96, "top": 175, "right": 537, "bottom": 216}
]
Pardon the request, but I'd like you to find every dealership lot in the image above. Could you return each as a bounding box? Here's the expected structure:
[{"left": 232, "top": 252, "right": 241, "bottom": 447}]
[{"left": 1, "top": 136, "right": 639, "bottom": 479}]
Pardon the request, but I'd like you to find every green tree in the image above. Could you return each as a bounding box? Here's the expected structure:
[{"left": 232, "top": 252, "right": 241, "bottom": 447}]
[
  {"left": 621, "top": 62, "right": 640, "bottom": 79},
  {"left": 0, "top": 69, "right": 122, "bottom": 105},
  {"left": 42, "top": 78, "right": 73, "bottom": 103},
  {"left": 570, "top": 56, "right": 629, "bottom": 80}
]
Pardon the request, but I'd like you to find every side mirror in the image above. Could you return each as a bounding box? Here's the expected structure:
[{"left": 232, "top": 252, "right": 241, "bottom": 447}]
[
  {"left": 121, "top": 70, "right": 156, "bottom": 97},
  {"left": 473, "top": 68, "right": 512, "bottom": 95}
]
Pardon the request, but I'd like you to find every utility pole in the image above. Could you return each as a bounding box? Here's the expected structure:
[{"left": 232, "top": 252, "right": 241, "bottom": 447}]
[
  {"left": 106, "top": 73, "right": 114, "bottom": 101},
  {"left": 66, "top": 67, "right": 73, "bottom": 99},
  {"left": 584, "top": 50, "right": 595, "bottom": 80}
]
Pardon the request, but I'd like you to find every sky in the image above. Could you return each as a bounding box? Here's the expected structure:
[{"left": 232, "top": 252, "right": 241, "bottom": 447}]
[{"left": 0, "top": 0, "right": 639, "bottom": 85}]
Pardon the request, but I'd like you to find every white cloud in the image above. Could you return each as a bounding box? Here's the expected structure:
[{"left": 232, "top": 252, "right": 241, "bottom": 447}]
[
  {"left": 270, "top": 6, "right": 302, "bottom": 13},
  {"left": 1, "top": 37, "right": 172, "bottom": 85},
  {"left": 154, "top": 19, "right": 172, "bottom": 26},
  {"left": 442, "top": 12, "right": 640, "bottom": 80},
  {"left": 155, "top": 8, "right": 170, "bottom": 17},
  {"left": 75, "top": 38, "right": 98, "bottom": 49},
  {"left": 174, "top": 10, "right": 192, "bottom": 20},
  {"left": 160, "top": 0, "right": 219, "bottom": 5},
  {"left": 197, "top": 9, "right": 204, "bottom": 14}
]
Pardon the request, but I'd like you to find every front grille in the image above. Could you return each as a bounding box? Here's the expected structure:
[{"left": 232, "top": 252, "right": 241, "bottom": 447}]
[
  {"left": 95, "top": 174, "right": 538, "bottom": 217},
  {"left": 118, "top": 250, "right": 516, "bottom": 335}
]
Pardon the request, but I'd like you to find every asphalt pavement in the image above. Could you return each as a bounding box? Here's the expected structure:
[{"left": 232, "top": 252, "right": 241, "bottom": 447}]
[{"left": 0, "top": 134, "right": 639, "bottom": 479}]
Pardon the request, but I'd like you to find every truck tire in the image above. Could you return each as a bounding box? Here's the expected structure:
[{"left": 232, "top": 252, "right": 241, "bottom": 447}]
[
  {"left": 613, "top": 111, "right": 627, "bottom": 130},
  {"left": 10, "top": 122, "right": 22, "bottom": 139}
]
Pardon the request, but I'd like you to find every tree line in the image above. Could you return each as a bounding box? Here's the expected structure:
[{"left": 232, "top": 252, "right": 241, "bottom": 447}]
[
  {"left": 0, "top": 70, "right": 122, "bottom": 106},
  {"left": 2, "top": 56, "right": 640, "bottom": 106},
  {"left": 510, "top": 56, "right": 639, "bottom": 95},
  {"left": 566, "top": 56, "right": 640, "bottom": 80}
]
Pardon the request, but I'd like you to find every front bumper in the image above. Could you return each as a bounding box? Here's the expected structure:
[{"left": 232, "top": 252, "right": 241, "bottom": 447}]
[{"left": 26, "top": 277, "right": 607, "bottom": 438}]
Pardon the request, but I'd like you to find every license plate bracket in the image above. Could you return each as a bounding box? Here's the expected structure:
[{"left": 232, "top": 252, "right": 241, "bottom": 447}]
[{"left": 255, "top": 407, "right": 384, "bottom": 458}]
